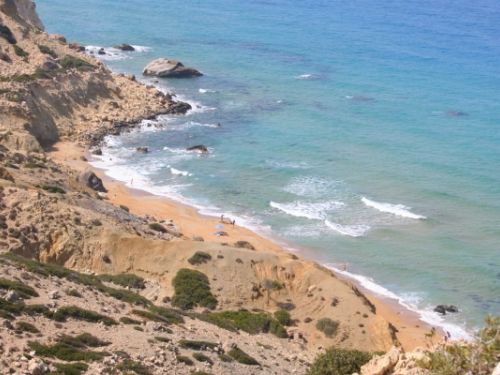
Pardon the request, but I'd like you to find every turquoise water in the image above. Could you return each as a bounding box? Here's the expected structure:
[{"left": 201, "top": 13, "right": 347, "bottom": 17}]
[{"left": 38, "top": 0, "right": 500, "bottom": 336}]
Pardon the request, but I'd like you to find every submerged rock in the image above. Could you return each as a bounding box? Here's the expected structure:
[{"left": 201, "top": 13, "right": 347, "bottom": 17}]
[
  {"left": 136, "top": 146, "right": 149, "bottom": 154},
  {"left": 143, "top": 58, "right": 202, "bottom": 78},
  {"left": 114, "top": 43, "right": 135, "bottom": 51}
]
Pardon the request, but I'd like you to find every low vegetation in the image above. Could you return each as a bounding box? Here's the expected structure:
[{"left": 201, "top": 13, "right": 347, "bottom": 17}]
[
  {"left": 98, "top": 273, "right": 146, "bottom": 289},
  {"left": 28, "top": 341, "right": 109, "bottom": 362},
  {"left": 188, "top": 251, "right": 212, "bottom": 265},
  {"left": 228, "top": 347, "right": 260, "bottom": 366},
  {"left": 1, "top": 254, "right": 150, "bottom": 306},
  {"left": 58, "top": 333, "right": 110, "bottom": 348},
  {"left": 192, "top": 352, "right": 213, "bottom": 364},
  {"left": 197, "top": 310, "right": 288, "bottom": 338},
  {"left": 12, "top": 44, "right": 28, "bottom": 58},
  {"left": 52, "top": 305, "right": 117, "bottom": 326},
  {"left": 51, "top": 362, "right": 88, "bottom": 375},
  {"left": 38, "top": 44, "right": 57, "bottom": 58},
  {"left": 316, "top": 317, "right": 339, "bottom": 338},
  {"left": 179, "top": 340, "right": 218, "bottom": 351},
  {"left": 117, "top": 359, "right": 152, "bottom": 375},
  {"left": 307, "top": 348, "right": 373, "bottom": 375},
  {"left": 0, "top": 277, "right": 39, "bottom": 299},
  {"left": 417, "top": 316, "right": 499, "bottom": 375},
  {"left": 59, "top": 55, "right": 95, "bottom": 72},
  {"left": 15, "top": 321, "right": 40, "bottom": 334},
  {"left": 171, "top": 268, "right": 217, "bottom": 310},
  {"left": 176, "top": 355, "right": 194, "bottom": 366},
  {"left": 274, "top": 309, "right": 292, "bottom": 326}
]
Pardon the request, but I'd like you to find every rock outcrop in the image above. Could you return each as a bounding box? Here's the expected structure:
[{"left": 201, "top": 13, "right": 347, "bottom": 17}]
[{"left": 143, "top": 58, "right": 202, "bottom": 78}]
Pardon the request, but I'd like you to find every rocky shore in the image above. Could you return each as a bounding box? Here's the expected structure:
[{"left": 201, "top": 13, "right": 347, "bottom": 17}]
[{"left": 2, "top": 1, "right": 497, "bottom": 374}]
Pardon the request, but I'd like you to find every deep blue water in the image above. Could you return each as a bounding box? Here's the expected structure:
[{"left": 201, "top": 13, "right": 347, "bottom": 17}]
[{"left": 38, "top": 0, "right": 500, "bottom": 336}]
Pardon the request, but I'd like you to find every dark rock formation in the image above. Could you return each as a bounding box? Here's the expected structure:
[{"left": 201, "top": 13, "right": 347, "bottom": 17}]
[{"left": 78, "top": 170, "right": 107, "bottom": 192}]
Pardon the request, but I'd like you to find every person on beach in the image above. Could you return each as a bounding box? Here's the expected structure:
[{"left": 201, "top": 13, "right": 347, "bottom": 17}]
[
  {"left": 220, "top": 214, "right": 224, "bottom": 223},
  {"left": 232, "top": 219, "right": 235, "bottom": 227}
]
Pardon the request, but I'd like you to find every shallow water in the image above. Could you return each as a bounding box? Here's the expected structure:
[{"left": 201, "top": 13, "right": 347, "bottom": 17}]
[{"left": 38, "top": 0, "right": 500, "bottom": 336}]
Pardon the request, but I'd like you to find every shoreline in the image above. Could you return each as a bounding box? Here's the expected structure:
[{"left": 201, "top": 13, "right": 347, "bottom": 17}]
[{"left": 50, "top": 141, "right": 447, "bottom": 351}]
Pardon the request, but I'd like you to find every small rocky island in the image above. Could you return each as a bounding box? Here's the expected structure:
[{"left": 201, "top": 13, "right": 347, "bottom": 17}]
[{"left": 143, "top": 58, "right": 202, "bottom": 78}]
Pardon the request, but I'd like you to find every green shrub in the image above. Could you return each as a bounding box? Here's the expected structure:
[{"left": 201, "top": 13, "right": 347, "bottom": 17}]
[
  {"left": 188, "top": 251, "right": 212, "bottom": 265},
  {"left": 200, "top": 310, "right": 287, "bottom": 338},
  {"left": 23, "top": 304, "right": 53, "bottom": 318},
  {"left": 59, "top": 55, "right": 95, "bottom": 72},
  {"left": 119, "top": 205, "right": 130, "bottom": 212},
  {"left": 53, "top": 306, "right": 117, "bottom": 326},
  {"left": 40, "top": 185, "right": 66, "bottom": 194},
  {"left": 228, "top": 347, "right": 260, "bottom": 366},
  {"left": 120, "top": 316, "right": 141, "bottom": 325},
  {"left": 218, "top": 353, "right": 233, "bottom": 362},
  {"left": 98, "top": 273, "right": 146, "bottom": 289},
  {"left": 193, "top": 352, "right": 213, "bottom": 364},
  {"left": 65, "top": 289, "right": 82, "bottom": 298},
  {"left": 154, "top": 336, "right": 170, "bottom": 343},
  {"left": 117, "top": 359, "right": 152, "bottom": 375},
  {"left": 171, "top": 269, "right": 217, "bottom": 310},
  {"left": 179, "top": 340, "right": 218, "bottom": 351},
  {"left": 274, "top": 309, "right": 292, "bottom": 326},
  {"left": 28, "top": 341, "right": 108, "bottom": 362},
  {"left": 149, "top": 222, "right": 167, "bottom": 233},
  {"left": 0, "top": 277, "right": 38, "bottom": 299},
  {"left": 58, "top": 333, "right": 110, "bottom": 348},
  {"left": 38, "top": 44, "right": 57, "bottom": 58},
  {"left": 263, "top": 279, "right": 284, "bottom": 291},
  {"left": 1, "top": 254, "right": 150, "bottom": 306},
  {"left": 0, "top": 298, "right": 24, "bottom": 318},
  {"left": 176, "top": 355, "right": 194, "bottom": 366},
  {"left": 51, "top": 362, "right": 88, "bottom": 375},
  {"left": 316, "top": 318, "right": 339, "bottom": 338},
  {"left": 191, "top": 372, "right": 212, "bottom": 375},
  {"left": 307, "top": 348, "right": 373, "bottom": 375},
  {"left": 13, "top": 44, "right": 28, "bottom": 58},
  {"left": 132, "top": 306, "right": 183, "bottom": 324},
  {"left": 234, "top": 241, "right": 255, "bottom": 250},
  {"left": 15, "top": 321, "right": 39, "bottom": 333},
  {"left": 417, "top": 316, "right": 499, "bottom": 375}
]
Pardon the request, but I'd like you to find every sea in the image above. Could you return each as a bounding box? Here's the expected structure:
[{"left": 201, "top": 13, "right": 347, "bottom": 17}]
[{"left": 37, "top": 0, "right": 500, "bottom": 338}]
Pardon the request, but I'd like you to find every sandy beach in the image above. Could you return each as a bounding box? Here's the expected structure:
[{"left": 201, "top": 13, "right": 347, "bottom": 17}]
[{"left": 50, "top": 141, "right": 442, "bottom": 351}]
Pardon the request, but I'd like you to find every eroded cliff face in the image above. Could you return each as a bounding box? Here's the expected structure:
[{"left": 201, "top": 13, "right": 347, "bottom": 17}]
[{"left": 0, "top": 0, "right": 188, "bottom": 150}]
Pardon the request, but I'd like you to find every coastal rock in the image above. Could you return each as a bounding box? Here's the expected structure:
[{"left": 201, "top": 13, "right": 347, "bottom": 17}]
[
  {"left": 143, "top": 58, "right": 202, "bottom": 78},
  {"left": 0, "top": 48, "right": 11, "bottom": 62},
  {"left": 28, "top": 358, "right": 49, "bottom": 375},
  {"left": 187, "top": 145, "right": 208, "bottom": 153},
  {"left": 78, "top": 170, "right": 107, "bottom": 192},
  {"left": 49, "top": 33, "right": 66, "bottom": 43},
  {"left": 41, "top": 57, "right": 59, "bottom": 71},
  {"left": 361, "top": 346, "right": 401, "bottom": 375},
  {"left": 168, "top": 101, "right": 192, "bottom": 114},
  {"left": 98, "top": 47, "right": 106, "bottom": 55},
  {"left": 114, "top": 43, "right": 135, "bottom": 51},
  {"left": 136, "top": 146, "right": 149, "bottom": 154},
  {"left": 91, "top": 148, "right": 102, "bottom": 156},
  {"left": 433, "top": 305, "right": 458, "bottom": 315},
  {"left": 68, "top": 42, "right": 85, "bottom": 52},
  {"left": 0, "top": 167, "right": 14, "bottom": 182}
]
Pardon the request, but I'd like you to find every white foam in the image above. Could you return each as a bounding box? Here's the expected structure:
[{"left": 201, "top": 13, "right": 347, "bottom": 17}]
[
  {"left": 170, "top": 167, "right": 192, "bottom": 177},
  {"left": 325, "top": 220, "right": 370, "bottom": 237},
  {"left": 199, "top": 88, "right": 217, "bottom": 94},
  {"left": 270, "top": 200, "right": 344, "bottom": 220},
  {"left": 324, "top": 264, "right": 472, "bottom": 340},
  {"left": 265, "top": 160, "right": 311, "bottom": 170},
  {"left": 361, "top": 197, "right": 426, "bottom": 220},
  {"left": 283, "top": 176, "right": 333, "bottom": 197},
  {"left": 168, "top": 121, "right": 219, "bottom": 131},
  {"left": 295, "top": 73, "right": 320, "bottom": 80},
  {"left": 85, "top": 45, "right": 151, "bottom": 61}
]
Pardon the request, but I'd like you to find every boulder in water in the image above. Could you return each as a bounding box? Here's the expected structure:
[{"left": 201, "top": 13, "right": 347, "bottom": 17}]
[
  {"left": 187, "top": 145, "right": 208, "bottom": 153},
  {"left": 143, "top": 58, "right": 202, "bottom": 78},
  {"left": 114, "top": 43, "right": 135, "bottom": 51},
  {"left": 434, "top": 304, "right": 458, "bottom": 315},
  {"left": 136, "top": 147, "right": 149, "bottom": 154}
]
